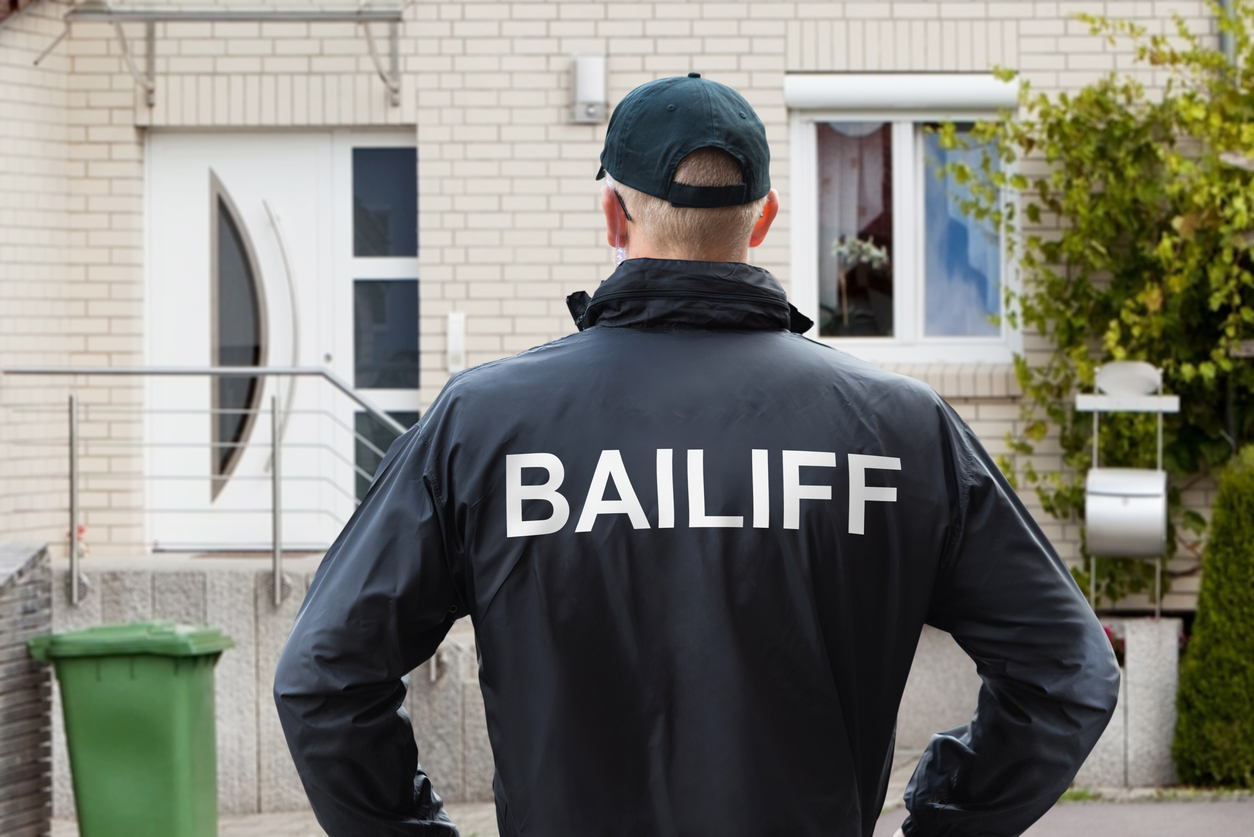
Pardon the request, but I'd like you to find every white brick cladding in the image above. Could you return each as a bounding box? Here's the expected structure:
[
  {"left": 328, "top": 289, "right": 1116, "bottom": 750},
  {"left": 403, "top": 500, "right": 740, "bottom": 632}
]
[
  {"left": 0, "top": 1, "right": 1219, "bottom": 602},
  {"left": 1, "top": 4, "right": 147, "bottom": 553},
  {"left": 1, "top": 2, "right": 74, "bottom": 549},
  {"left": 882, "top": 364, "right": 1020, "bottom": 400},
  {"left": 787, "top": 15, "right": 1022, "bottom": 71},
  {"left": 127, "top": 19, "right": 418, "bottom": 128}
]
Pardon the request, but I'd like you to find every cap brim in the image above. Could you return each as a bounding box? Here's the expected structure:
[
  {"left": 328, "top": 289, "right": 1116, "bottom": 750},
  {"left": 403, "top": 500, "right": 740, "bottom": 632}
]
[{"left": 595, "top": 165, "right": 607, "bottom": 180}]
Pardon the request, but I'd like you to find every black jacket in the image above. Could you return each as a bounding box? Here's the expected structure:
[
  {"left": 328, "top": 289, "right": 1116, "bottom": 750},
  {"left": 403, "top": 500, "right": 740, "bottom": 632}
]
[{"left": 275, "top": 258, "right": 1120, "bottom": 837}]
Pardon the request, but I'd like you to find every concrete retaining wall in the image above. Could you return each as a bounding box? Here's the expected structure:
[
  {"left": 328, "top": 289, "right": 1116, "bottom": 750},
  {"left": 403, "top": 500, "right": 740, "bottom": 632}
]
[
  {"left": 1074, "top": 618, "right": 1180, "bottom": 789},
  {"left": 896, "top": 625, "right": 982, "bottom": 754},
  {"left": 901, "top": 620, "right": 1181, "bottom": 790},
  {"left": 407, "top": 631, "right": 495, "bottom": 805},
  {"left": 46, "top": 557, "right": 1178, "bottom": 818},
  {"left": 48, "top": 555, "right": 492, "bottom": 818}
]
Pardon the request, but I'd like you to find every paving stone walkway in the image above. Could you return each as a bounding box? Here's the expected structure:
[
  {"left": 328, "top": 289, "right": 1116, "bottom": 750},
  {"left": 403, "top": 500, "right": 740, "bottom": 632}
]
[
  {"left": 875, "top": 799, "right": 1254, "bottom": 836},
  {"left": 53, "top": 792, "right": 1254, "bottom": 836},
  {"left": 52, "top": 802, "right": 499, "bottom": 837}
]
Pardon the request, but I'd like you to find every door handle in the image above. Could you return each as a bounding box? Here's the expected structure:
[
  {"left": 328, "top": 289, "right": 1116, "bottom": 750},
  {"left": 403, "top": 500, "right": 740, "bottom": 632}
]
[{"left": 264, "top": 199, "right": 300, "bottom": 471}]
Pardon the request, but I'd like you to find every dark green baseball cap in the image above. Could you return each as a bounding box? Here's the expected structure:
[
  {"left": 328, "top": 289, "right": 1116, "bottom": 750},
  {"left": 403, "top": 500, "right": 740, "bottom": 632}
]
[{"left": 596, "top": 73, "right": 770, "bottom": 208}]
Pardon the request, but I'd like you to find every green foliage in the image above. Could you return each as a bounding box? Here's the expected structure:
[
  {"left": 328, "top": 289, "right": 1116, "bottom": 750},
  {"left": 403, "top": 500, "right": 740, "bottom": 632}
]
[
  {"left": 943, "top": 3, "right": 1254, "bottom": 604},
  {"left": 1174, "top": 445, "right": 1254, "bottom": 787},
  {"left": 1058, "top": 787, "right": 1103, "bottom": 802}
]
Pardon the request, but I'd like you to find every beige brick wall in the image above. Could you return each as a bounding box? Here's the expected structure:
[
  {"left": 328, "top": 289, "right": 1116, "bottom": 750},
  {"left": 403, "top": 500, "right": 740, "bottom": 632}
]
[
  {"left": 1, "top": 1, "right": 73, "bottom": 550},
  {"left": 0, "top": 1, "right": 1218, "bottom": 603},
  {"left": 1, "top": 2, "right": 148, "bottom": 555}
]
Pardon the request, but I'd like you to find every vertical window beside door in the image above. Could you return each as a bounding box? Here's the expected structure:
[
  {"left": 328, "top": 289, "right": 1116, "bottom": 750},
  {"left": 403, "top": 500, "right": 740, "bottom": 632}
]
[
  {"left": 354, "top": 279, "right": 419, "bottom": 389},
  {"left": 352, "top": 147, "right": 419, "bottom": 391},
  {"left": 353, "top": 148, "right": 418, "bottom": 257}
]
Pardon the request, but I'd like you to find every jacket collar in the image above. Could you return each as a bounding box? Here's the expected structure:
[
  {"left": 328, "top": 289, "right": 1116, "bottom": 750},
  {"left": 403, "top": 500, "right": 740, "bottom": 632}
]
[{"left": 566, "top": 258, "right": 813, "bottom": 333}]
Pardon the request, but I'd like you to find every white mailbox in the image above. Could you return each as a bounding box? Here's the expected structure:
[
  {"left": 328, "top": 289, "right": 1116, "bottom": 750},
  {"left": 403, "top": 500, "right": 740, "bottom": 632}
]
[
  {"left": 1085, "top": 467, "right": 1168, "bottom": 557},
  {"left": 1075, "top": 361, "right": 1180, "bottom": 613}
]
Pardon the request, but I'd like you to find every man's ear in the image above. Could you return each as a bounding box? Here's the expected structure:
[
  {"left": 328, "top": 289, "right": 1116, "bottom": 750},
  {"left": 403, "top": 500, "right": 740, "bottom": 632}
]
[
  {"left": 601, "top": 185, "right": 629, "bottom": 248},
  {"left": 749, "top": 188, "right": 780, "bottom": 248}
]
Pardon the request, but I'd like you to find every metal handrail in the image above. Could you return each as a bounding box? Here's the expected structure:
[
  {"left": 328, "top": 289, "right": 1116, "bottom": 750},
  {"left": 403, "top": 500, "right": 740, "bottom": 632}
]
[
  {"left": 8, "top": 409, "right": 391, "bottom": 462},
  {"left": 1, "top": 365, "right": 414, "bottom": 606},
  {"left": 0, "top": 366, "right": 407, "bottom": 435}
]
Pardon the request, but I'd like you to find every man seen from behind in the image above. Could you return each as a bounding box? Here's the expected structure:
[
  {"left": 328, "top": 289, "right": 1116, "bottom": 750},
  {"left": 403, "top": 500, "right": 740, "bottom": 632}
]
[{"left": 275, "top": 73, "right": 1121, "bottom": 837}]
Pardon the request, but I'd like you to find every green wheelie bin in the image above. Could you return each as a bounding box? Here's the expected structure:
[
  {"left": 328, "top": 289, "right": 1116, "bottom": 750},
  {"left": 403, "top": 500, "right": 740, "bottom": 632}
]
[{"left": 28, "top": 620, "right": 233, "bottom": 837}]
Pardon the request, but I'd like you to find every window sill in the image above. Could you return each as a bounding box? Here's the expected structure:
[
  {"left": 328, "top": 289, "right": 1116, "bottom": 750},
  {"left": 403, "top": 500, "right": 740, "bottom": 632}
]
[{"left": 875, "top": 362, "right": 1021, "bottom": 400}]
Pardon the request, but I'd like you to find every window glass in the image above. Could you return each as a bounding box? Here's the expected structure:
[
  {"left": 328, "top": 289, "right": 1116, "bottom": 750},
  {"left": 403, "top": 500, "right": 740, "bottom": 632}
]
[
  {"left": 355, "top": 411, "right": 421, "bottom": 501},
  {"left": 353, "top": 148, "right": 418, "bottom": 257},
  {"left": 817, "top": 122, "right": 894, "bottom": 337},
  {"left": 923, "top": 127, "right": 1001, "bottom": 337},
  {"left": 354, "top": 279, "right": 419, "bottom": 389},
  {"left": 215, "top": 197, "right": 263, "bottom": 481}
]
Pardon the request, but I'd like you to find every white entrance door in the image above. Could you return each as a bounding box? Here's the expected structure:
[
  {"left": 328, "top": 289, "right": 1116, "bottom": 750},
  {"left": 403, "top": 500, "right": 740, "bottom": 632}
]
[{"left": 146, "top": 131, "right": 420, "bottom": 551}]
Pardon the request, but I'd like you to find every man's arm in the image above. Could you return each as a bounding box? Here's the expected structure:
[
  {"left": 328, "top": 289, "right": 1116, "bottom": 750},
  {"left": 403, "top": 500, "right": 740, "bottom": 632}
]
[
  {"left": 274, "top": 428, "right": 462, "bottom": 836},
  {"left": 901, "top": 411, "right": 1121, "bottom": 837}
]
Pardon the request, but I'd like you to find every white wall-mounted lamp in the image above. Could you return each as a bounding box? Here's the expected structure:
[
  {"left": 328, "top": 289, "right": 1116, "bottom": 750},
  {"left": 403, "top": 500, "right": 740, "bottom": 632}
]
[{"left": 571, "top": 54, "right": 607, "bottom": 124}]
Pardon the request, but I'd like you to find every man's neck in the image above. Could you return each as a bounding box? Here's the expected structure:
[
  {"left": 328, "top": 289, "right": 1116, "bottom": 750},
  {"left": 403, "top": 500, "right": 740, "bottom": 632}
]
[{"left": 625, "top": 240, "right": 749, "bottom": 263}]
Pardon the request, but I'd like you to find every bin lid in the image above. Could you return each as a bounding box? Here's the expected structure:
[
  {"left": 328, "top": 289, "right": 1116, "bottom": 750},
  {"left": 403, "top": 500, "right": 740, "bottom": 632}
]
[
  {"left": 27, "top": 620, "right": 234, "bottom": 661},
  {"left": 1086, "top": 467, "right": 1167, "bottom": 497}
]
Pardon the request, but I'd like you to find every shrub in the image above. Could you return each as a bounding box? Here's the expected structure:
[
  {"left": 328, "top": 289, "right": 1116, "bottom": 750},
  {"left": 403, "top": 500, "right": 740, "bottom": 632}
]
[{"left": 1174, "top": 445, "right": 1254, "bottom": 787}]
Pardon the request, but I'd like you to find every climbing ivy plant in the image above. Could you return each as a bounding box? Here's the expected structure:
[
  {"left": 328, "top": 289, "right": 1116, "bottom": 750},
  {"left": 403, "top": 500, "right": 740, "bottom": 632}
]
[{"left": 940, "top": 2, "right": 1254, "bottom": 605}]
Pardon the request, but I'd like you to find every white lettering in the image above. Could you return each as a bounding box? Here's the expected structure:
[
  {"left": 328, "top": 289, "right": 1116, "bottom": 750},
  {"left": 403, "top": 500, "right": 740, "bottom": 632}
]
[
  {"left": 506, "top": 449, "right": 906, "bottom": 537},
  {"left": 688, "top": 449, "right": 744, "bottom": 528},
  {"left": 783, "top": 450, "right": 836, "bottom": 529},
  {"left": 657, "top": 449, "right": 674, "bottom": 529},
  {"left": 848, "top": 453, "right": 901, "bottom": 535},
  {"left": 752, "top": 449, "right": 769, "bottom": 528},
  {"left": 506, "top": 453, "right": 570, "bottom": 538},
  {"left": 576, "top": 450, "right": 650, "bottom": 532}
]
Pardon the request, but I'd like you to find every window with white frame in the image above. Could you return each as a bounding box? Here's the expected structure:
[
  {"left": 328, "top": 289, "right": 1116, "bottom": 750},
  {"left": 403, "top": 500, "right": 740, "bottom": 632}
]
[{"left": 786, "top": 74, "right": 1019, "bottom": 365}]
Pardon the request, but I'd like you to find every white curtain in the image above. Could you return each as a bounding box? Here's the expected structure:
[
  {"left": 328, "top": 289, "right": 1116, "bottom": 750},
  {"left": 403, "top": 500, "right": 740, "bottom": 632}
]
[{"left": 817, "top": 122, "right": 891, "bottom": 319}]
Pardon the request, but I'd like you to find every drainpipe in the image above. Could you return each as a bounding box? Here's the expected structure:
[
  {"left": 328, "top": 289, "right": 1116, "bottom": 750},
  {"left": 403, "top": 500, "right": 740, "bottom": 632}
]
[
  {"left": 1220, "top": 0, "right": 1237, "bottom": 66},
  {"left": 1220, "top": 1, "right": 1240, "bottom": 454}
]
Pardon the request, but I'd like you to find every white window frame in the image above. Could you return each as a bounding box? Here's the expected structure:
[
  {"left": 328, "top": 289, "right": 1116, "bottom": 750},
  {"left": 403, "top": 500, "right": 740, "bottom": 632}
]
[{"left": 787, "top": 74, "right": 1020, "bottom": 366}]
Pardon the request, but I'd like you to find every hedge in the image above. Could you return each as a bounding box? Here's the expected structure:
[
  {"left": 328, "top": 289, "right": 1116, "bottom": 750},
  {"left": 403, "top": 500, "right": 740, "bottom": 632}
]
[{"left": 1173, "top": 446, "right": 1254, "bottom": 787}]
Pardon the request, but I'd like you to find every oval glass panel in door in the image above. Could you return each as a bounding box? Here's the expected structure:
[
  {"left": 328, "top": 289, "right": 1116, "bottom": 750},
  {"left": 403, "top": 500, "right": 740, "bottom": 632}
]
[{"left": 211, "top": 172, "right": 267, "bottom": 500}]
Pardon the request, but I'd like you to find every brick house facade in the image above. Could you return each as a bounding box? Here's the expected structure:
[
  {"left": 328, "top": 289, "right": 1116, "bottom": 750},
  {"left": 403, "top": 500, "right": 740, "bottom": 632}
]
[{"left": 1, "top": 1, "right": 1219, "bottom": 612}]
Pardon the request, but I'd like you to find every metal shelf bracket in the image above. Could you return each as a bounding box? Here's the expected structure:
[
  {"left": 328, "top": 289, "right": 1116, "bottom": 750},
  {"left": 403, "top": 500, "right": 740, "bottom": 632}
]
[
  {"left": 361, "top": 20, "right": 401, "bottom": 107},
  {"left": 55, "top": 3, "right": 408, "bottom": 109},
  {"left": 112, "top": 20, "right": 155, "bottom": 107}
]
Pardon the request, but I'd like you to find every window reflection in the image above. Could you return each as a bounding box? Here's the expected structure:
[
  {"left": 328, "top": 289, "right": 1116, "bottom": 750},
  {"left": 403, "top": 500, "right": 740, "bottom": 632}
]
[
  {"left": 817, "top": 122, "right": 894, "bottom": 337},
  {"left": 353, "top": 148, "right": 418, "bottom": 257},
  {"left": 923, "top": 127, "right": 1001, "bottom": 337},
  {"left": 354, "top": 279, "right": 419, "bottom": 389}
]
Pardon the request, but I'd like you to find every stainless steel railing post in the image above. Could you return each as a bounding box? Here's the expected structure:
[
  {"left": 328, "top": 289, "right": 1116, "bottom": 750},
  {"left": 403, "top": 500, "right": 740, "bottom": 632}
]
[
  {"left": 1089, "top": 555, "right": 1096, "bottom": 609},
  {"left": 68, "top": 393, "right": 80, "bottom": 607},
  {"left": 1155, "top": 558, "right": 1162, "bottom": 620},
  {"left": 271, "top": 395, "right": 282, "bottom": 607}
]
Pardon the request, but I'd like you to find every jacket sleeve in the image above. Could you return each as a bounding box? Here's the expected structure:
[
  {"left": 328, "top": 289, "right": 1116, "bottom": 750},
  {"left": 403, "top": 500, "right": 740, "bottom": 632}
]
[
  {"left": 273, "top": 427, "right": 463, "bottom": 837},
  {"left": 901, "top": 406, "right": 1121, "bottom": 837}
]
